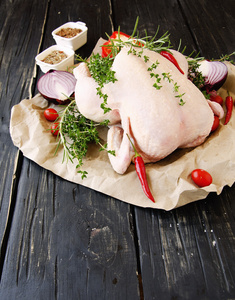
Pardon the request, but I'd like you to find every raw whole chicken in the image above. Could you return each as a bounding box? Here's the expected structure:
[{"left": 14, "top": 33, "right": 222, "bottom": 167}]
[{"left": 73, "top": 46, "right": 224, "bottom": 174}]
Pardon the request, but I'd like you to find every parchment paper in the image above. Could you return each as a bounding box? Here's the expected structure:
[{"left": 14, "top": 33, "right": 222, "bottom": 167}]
[{"left": 9, "top": 41, "right": 235, "bottom": 210}]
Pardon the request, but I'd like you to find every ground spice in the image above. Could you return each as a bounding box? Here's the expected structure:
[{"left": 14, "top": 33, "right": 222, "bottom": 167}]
[
  {"left": 56, "top": 28, "right": 82, "bottom": 38},
  {"left": 42, "top": 50, "right": 67, "bottom": 65}
]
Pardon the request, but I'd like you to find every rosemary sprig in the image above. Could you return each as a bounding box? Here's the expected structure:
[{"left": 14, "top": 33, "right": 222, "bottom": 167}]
[
  {"left": 107, "top": 27, "right": 172, "bottom": 57},
  {"left": 102, "top": 17, "right": 172, "bottom": 61}
]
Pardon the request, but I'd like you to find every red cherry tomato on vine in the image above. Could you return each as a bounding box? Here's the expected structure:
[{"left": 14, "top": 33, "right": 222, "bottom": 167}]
[
  {"left": 191, "top": 169, "right": 212, "bottom": 187},
  {"left": 51, "top": 122, "right": 60, "bottom": 136},
  {"left": 44, "top": 108, "right": 59, "bottom": 122}
]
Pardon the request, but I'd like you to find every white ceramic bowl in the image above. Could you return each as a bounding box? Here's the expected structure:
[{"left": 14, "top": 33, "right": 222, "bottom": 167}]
[
  {"left": 35, "top": 45, "right": 75, "bottom": 73},
  {"left": 52, "top": 21, "right": 88, "bottom": 51}
]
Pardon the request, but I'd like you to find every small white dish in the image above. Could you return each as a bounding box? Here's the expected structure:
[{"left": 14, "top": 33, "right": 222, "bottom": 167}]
[
  {"left": 35, "top": 45, "right": 75, "bottom": 73},
  {"left": 52, "top": 21, "right": 88, "bottom": 51}
]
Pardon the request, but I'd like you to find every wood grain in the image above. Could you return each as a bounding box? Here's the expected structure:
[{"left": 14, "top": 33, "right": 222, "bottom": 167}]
[
  {"left": 0, "top": 160, "right": 140, "bottom": 299},
  {"left": 0, "top": 0, "right": 235, "bottom": 299},
  {"left": 0, "top": 0, "right": 140, "bottom": 298},
  {"left": 0, "top": 0, "right": 49, "bottom": 277},
  {"left": 130, "top": 1, "right": 235, "bottom": 298}
]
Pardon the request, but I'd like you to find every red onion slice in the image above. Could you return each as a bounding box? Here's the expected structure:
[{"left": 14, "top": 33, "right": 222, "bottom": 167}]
[
  {"left": 197, "top": 60, "right": 228, "bottom": 91},
  {"left": 37, "top": 70, "right": 77, "bottom": 104}
]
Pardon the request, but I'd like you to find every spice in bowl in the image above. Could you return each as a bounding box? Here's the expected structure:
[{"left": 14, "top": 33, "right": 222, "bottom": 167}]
[
  {"left": 55, "top": 28, "right": 82, "bottom": 39},
  {"left": 41, "top": 50, "right": 67, "bottom": 65}
]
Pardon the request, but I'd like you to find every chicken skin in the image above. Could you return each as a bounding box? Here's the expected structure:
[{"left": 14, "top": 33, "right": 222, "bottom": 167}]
[{"left": 73, "top": 46, "right": 224, "bottom": 174}]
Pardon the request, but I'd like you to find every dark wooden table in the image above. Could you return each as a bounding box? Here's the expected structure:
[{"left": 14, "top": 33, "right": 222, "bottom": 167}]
[{"left": 1, "top": 0, "right": 235, "bottom": 299}]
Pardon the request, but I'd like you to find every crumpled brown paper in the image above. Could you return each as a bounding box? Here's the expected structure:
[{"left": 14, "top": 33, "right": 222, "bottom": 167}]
[{"left": 9, "top": 41, "right": 235, "bottom": 210}]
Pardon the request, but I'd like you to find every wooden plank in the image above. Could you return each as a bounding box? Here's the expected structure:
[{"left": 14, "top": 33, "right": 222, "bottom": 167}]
[
  {"left": 34, "top": 0, "right": 114, "bottom": 79},
  {"left": 0, "top": 160, "right": 140, "bottom": 299},
  {"left": 0, "top": 0, "right": 141, "bottom": 298},
  {"left": 0, "top": 0, "right": 49, "bottom": 274},
  {"left": 126, "top": 0, "right": 235, "bottom": 298},
  {"left": 1, "top": 0, "right": 235, "bottom": 299},
  {"left": 112, "top": 0, "right": 198, "bottom": 54},
  {"left": 34, "top": 0, "right": 115, "bottom": 93},
  {"left": 135, "top": 194, "right": 235, "bottom": 299},
  {"left": 178, "top": 0, "right": 235, "bottom": 58}
]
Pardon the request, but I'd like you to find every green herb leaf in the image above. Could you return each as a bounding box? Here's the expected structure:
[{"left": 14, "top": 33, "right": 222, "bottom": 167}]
[
  {"left": 56, "top": 100, "right": 113, "bottom": 178},
  {"left": 87, "top": 53, "right": 117, "bottom": 113}
]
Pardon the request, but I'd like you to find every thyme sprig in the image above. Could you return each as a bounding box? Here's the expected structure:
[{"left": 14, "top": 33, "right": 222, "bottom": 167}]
[
  {"left": 88, "top": 53, "right": 117, "bottom": 113},
  {"left": 217, "top": 51, "right": 235, "bottom": 63},
  {"left": 56, "top": 100, "right": 113, "bottom": 179},
  {"left": 76, "top": 53, "right": 117, "bottom": 114}
]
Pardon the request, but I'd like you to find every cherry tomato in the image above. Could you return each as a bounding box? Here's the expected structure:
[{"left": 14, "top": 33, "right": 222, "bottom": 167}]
[
  {"left": 191, "top": 169, "right": 212, "bottom": 187},
  {"left": 51, "top": 122, "right": 60, "bottom": 136},
  {"left": 209, "top": 94, "right": 223, "bottom": 106},
  {"left": 44, "top": 108, "right": 59, "bottom": 122},
  {"left": 211, "top": 115, "right": 220, "bottom": 132}
]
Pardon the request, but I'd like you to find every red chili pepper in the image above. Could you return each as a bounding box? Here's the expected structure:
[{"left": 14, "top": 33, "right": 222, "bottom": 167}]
[
  {"left": 160, "top": 50, "right": 184, "bottom": 74},
  {"left": 211, "top": 115, "right": 220, "bottom": 132},
  {"left": 127, "top": 134, "right": 155, "bottom": 203},
  {"left": 224, "top": 92, "right": 233, "bottom": 125}
]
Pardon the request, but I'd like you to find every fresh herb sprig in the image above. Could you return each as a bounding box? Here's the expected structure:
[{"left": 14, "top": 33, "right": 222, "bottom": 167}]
[
  {"left": 56, "top": 100, "right": 113, "bottom": 179},
  {"left": 107, "top": 18, "right": 172, "bottom": 58},
  {"left": 217, "top": 51, "right": 235, "bottom": 64},
  {"left": 76, "top": 53, "right": 117, "bottom": 114},
  {"left": 87, "top": 53, "right": 117, "bottom": 113},
  {"left": 185, "top": 52, "right": 208, "bottom": 97},
  {"left": 186, "top": 50, "right": 235, "bottom": 98}
]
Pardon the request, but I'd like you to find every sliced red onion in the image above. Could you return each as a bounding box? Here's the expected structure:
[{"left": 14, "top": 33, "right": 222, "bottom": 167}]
[
  {"left": 197, "top": 60, "right": 228, "bottom": 91},
  {"left": 37, "top": 70, "right": 76, "bottom": 104}
]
